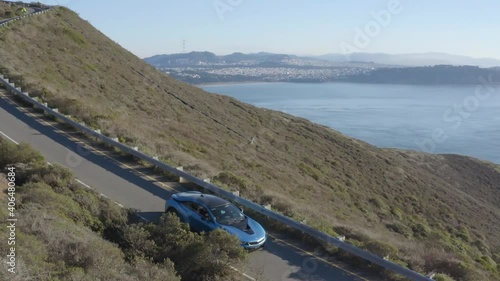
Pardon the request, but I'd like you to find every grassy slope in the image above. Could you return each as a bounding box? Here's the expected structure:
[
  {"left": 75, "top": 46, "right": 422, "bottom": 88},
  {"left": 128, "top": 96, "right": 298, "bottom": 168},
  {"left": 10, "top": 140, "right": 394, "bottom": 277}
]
[
  {"left": 0, "top": 3, "right": 21, "bottom": 21},
  {"left": 0, "top": 6, "right": 498, "bottom": 280}
]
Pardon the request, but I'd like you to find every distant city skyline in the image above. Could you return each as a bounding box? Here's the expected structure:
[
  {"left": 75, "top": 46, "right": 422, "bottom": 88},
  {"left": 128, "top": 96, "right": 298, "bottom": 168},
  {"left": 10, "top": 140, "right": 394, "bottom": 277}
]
[{"left": 31, "top": 0, "right": 500, "bottom": 59}]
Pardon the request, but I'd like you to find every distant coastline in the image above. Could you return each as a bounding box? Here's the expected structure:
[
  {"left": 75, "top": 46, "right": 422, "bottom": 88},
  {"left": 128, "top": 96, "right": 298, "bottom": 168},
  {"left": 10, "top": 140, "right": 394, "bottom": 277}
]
[
  {"left": 195, "top": 81, "right": 279, "bottom": 87},
  {"left": 188, "top": 65, "right": 500, "bottom": 87}
]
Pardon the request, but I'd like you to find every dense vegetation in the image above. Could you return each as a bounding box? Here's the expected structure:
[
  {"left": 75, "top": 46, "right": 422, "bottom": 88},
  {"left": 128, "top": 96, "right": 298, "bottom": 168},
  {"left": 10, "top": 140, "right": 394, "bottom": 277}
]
[
  {"left": 0, "top": 2, "right": 23, "bottom": 20},
  {"left": 0, "top": 139, "right": 247, "bottom": 280},
  {"left": 0, "top": 5, "right": 499, "bottom": 280},
  {"left": 345, "top": 65, "right": 500, "bottom": 85}
]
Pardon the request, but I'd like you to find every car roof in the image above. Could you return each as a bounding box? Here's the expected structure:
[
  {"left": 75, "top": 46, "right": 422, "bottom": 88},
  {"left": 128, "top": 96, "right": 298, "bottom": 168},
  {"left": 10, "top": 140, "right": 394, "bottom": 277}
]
[{"left": 175, "top": 192, "right": 229, "bottom": 208}]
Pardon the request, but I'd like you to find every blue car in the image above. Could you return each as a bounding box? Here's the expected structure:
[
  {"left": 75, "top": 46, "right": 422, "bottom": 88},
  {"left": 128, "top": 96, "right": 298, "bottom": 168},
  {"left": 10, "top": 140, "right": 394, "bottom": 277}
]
[{"left": 165, "top": 191, "right": 267, "bottom": 249}]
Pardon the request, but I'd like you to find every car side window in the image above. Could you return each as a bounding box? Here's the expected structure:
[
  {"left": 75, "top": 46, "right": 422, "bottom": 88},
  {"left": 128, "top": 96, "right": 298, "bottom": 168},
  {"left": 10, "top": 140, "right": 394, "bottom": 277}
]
[
  {"left": 197, "top": 205, "right": 209, "bottom": 217},
  {"left": 181, "top": 201, "right": 196, "bottom": 211}
]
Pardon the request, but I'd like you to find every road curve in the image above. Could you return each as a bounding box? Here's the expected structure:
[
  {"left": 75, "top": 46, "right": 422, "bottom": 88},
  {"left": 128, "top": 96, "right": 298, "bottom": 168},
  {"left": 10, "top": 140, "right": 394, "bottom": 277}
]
[{"left": 0, "top": 89, "right": 369, "bottom": 281}]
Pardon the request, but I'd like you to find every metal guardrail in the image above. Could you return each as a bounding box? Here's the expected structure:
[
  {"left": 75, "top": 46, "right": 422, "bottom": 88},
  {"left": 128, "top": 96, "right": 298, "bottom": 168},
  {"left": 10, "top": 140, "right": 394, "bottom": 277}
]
[{"left": 0, "top": 10, "right": 435, "bottom": 281}]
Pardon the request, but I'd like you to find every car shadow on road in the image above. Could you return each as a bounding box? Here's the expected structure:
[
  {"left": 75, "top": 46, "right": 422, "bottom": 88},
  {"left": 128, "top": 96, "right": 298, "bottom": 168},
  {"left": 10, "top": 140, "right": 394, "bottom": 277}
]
[
  {"left": 0, "top": 95, "right": 183, "bottom": 201},
  {"left": 251, "top": 236, "right": 364, "bottom": 281}
]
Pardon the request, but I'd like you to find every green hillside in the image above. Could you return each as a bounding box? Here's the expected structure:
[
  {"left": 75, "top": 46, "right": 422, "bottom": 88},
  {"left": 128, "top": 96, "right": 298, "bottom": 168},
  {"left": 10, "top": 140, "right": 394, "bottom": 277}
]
[
  {"left": 0, "top": 5, "right": 499, "bottom": 280},
  {"left": 0, "top": 2, "right": 24, "bottom": 20}
]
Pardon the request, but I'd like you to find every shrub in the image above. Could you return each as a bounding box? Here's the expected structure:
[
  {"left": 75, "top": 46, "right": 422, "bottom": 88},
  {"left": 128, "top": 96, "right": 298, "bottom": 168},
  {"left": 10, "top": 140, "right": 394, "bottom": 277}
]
[
  {"left": 386, "top": 222, "right": 412, "bottom": 238},
  {"left": 122, "top": 224, "right": 157, "bottom": 259},
  {"left": 369, "top": 197, "right": 388, "bottom": 210},
  {"left": 365, "top": 240, "right": 398, "bottom": 258},
  {"left": 130, "top": 258, "right": 179, "bottom": 281},
  {"left": 298, "top": 162, "right": 322, "bottom": 181},
  {"left": 18, "top": 182, "right": 96, "bottom": 226},
  {"left": 272, "top": 197, "right": 295, "bottom": 217},
  {"left": 412, "top": 222, "right": 431, "bottom": 238},
  {"left": 472, "top": 238, "right": 491, "bottom": 255},
  {"left": 456, "top": 225, "right": 471, "bottom": 242},
  {"left": 63, "top": 27, "right": 86, "bottom": 45},
  {"left": 478, "top": 255, "right": 497, "bottom": 272},
  {"left": 434, "top": 273, "right": 455, "bottom": 281},
  {"left": 0, "top": 140, "right": 44, "bottom": 168},
  {"left": 213, "top": 171, "right": 248, "bottom": 190},
  {"left": 29, "top": 163, "right": 75, "bottom": 192},
  {"left": 149, "top": 213, "right": 246, "bottom": 281}
]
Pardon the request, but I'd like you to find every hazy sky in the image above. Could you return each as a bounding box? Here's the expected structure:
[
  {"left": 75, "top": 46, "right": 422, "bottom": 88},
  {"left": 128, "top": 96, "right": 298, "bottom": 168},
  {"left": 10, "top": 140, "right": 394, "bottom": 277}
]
[{"left": 32, "top": 0, "right": 500, "bottom": 59}]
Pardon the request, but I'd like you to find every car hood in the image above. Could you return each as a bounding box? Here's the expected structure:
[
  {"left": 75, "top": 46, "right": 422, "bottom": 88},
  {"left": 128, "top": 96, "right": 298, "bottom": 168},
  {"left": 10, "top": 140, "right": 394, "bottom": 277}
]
[{"left": 219, "top": 216, "right": 266, "bottom": 242}]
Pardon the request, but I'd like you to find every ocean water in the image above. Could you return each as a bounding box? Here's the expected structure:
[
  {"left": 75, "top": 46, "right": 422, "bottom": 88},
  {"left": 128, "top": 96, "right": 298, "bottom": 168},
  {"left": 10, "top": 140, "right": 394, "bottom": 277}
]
[{"left": 202, "top": 82, "right": 500, "bottom": 164}]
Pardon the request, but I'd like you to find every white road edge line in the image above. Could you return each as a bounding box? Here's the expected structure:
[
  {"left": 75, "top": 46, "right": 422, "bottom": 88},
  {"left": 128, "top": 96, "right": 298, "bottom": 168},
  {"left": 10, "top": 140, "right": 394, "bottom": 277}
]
[
  {"left": 75, "top": 180, "right": 124, "bottom": 208},
  {"left": 136, "top": 214, "right": 150, "bottom": 222},
  {"left": 230, "top": 266, "right": 256, "bottom": 281},
  {"left": 75, "top": 179, "right": 92, "bottom": 189},
  {"left": 0, "top": 129, "right": 19, "bottom": 145}
]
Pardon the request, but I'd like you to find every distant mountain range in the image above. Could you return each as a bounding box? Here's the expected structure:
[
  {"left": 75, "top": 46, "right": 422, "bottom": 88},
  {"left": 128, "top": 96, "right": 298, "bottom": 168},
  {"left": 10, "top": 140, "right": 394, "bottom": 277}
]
[
  {"left": 144, "top": 51, "right": 500, "bottom": 85},
  {"left": 316, "top": 52, "right": 500, "bottom": 67},
  {"left": 144, "top": 51, "right": 380, "bottom": 84},
  {"left": 145, "top": 51, "right": 500, "bottom": 68},
  {"left": 144, "top": 51, "right": 308, "bottom": 67}
]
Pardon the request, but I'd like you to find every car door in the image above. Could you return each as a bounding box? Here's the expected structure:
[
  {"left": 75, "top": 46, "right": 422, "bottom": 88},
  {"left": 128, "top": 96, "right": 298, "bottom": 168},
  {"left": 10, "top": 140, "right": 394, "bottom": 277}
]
[{"left": 188, "top": 203, "right": 215, "bottom": 233}]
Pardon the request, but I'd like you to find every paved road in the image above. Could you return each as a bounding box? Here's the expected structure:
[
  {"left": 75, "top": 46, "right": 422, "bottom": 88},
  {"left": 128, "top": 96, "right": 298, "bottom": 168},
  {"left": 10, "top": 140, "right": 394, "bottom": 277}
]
[{"left": 0, "top": 90, "right": 369, "bottom": 281}]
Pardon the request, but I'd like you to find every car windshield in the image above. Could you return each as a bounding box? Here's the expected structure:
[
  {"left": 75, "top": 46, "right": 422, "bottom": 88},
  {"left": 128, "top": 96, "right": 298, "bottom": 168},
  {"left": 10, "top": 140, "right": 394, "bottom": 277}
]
[{"left": 210, "top": 203, "right": 244, "bottom": 225}]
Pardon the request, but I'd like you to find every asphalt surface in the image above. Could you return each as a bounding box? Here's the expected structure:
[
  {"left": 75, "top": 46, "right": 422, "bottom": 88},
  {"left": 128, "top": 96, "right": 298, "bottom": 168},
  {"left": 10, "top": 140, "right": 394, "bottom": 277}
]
[{"left": 0, "top": 90, "right": 369, "bottom": 280}]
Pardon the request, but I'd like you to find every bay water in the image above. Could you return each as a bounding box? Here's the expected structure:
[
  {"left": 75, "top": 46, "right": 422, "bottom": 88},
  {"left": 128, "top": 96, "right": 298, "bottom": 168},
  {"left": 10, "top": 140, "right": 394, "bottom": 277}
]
[{"left": 202, "top": 82, "right": 500, "bottom": 164}]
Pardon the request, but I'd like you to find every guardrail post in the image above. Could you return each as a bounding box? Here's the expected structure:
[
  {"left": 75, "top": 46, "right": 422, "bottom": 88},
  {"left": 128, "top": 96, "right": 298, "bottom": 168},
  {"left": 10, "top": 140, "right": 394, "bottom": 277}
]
[{"left": 176, "top": 166, "right": 188, "bottom": 183}]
